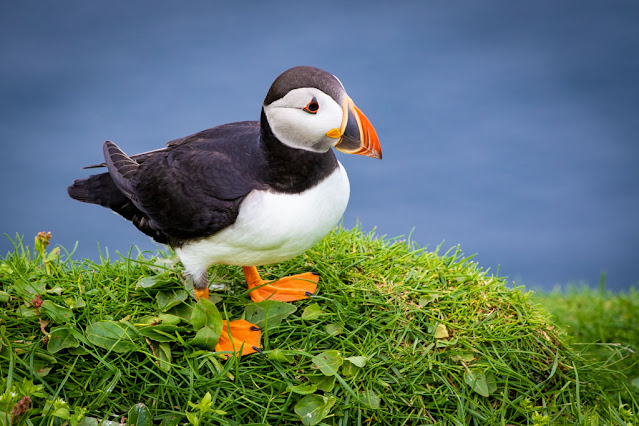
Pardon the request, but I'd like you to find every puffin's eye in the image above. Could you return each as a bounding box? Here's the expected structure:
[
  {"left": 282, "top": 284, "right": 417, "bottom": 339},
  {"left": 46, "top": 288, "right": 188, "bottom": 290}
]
[{"left": 303, "top": 97, "right": 320, "bottom": 114}]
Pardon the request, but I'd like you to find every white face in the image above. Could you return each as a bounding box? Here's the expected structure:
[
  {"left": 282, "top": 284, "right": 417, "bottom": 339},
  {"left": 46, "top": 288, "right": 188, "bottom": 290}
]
[{"left": 263, "top": 87, "right": 344, "bottom": 153}]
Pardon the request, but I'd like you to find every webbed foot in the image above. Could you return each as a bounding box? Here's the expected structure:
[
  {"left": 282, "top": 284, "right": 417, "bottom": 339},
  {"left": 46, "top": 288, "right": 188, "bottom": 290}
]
[
  {"left": 243, "top": 266, "right": 318, "bottom": 302},
  {"left": 215, "top": 319, "right": 262, "bottom": 358}
]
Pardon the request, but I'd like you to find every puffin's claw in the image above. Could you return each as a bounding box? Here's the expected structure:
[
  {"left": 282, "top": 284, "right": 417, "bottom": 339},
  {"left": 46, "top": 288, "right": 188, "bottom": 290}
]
[{"left": 215, "top": 319, "right": 262, "bottom": 359}]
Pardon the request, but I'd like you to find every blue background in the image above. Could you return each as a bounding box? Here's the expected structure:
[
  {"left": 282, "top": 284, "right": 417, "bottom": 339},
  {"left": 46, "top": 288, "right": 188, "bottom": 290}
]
[{"left": 1, "top": 1, "right": 638, "bottom": 290}]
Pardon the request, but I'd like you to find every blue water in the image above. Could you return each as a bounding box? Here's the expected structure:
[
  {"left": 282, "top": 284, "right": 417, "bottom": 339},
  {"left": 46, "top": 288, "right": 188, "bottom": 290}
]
[{"left": 1, "top": 1, "right": 638, "bottom": 291}]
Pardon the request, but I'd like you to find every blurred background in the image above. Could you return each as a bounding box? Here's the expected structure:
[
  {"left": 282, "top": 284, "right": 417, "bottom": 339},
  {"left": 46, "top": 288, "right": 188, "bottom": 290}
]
[{"left": 1, "top": 1, "right": 637, "bottom": 290}]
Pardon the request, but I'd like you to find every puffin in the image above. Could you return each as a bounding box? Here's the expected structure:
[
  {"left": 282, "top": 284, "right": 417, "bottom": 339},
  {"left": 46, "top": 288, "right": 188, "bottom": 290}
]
[{"left": 68, "top": 66, "right": 381, "bottom": 357}]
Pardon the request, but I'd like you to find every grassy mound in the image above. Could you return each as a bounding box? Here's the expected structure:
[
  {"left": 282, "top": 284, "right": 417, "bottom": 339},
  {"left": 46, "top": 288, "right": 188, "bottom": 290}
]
[
  {"left": 534, "top": 283, "right": 639, "bottom": 406},
  {"left": 1, "top": 228, "right": 636, "bottom": 425}
]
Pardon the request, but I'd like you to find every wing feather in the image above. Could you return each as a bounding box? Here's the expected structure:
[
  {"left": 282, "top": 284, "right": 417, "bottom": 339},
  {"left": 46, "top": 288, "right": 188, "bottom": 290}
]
[
  {"left": 70, "top": 122, "right": 263, "bottom": 246},
  {"left": 102, "top": 141, "right": 139, "bottom": 200}
]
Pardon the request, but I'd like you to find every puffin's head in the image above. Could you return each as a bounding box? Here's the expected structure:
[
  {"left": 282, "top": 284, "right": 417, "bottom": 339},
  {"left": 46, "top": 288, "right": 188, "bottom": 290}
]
[{"left": 262, "top": 66, "right": 382, "bottom": 159}]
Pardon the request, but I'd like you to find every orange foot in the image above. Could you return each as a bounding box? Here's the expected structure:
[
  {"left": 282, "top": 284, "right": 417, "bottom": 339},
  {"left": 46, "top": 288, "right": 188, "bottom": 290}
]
[
  {"left": 243, "top": 266, "right": 318, "bottom": 302},
  {"left": 215, "top": 319, "right": 262, "bottom": 359}
]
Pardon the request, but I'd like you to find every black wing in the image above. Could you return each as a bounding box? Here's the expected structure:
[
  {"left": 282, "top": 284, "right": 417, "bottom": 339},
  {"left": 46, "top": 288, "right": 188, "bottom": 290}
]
[{"left": 69, "top": 121, "right": 266, "bottom": 246}]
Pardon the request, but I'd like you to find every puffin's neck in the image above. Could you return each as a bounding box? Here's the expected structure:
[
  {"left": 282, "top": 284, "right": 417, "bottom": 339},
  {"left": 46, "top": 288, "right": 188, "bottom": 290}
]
[{"left": 259, "top": 108, "right": 338, "bottom": 193}]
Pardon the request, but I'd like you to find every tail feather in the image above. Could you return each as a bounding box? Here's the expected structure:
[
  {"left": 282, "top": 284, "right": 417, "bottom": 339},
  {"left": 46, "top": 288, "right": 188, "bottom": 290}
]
[
  {"left": 67, "top": 172, "right": 168, "bottom": 244},
  {"left": 67, "top": 172, "right": 127, "bottom": 208}
]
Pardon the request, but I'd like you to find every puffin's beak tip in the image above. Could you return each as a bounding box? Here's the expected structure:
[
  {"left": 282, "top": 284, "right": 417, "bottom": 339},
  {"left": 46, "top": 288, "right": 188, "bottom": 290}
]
[{"left": 335, "top": 98, "right": 382, "bottom": 160}]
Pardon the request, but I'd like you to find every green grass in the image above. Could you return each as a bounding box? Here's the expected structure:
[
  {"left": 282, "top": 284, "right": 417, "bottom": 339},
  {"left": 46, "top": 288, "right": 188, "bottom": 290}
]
[
  {"left": 533, "top": 281, "right": 639, "bottom": 406},
  {"left": 1, "top": 227, "right": 637, "bottom": 425}
]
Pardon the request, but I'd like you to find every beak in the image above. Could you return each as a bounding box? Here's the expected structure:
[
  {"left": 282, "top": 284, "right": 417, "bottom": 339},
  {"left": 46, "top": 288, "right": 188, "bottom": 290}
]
[{"left": 333, "top": 97, "right": 382, "bottom": 159}]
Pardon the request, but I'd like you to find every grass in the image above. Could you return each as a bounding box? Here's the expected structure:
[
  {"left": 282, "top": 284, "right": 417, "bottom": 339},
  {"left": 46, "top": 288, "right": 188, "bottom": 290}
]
[
  {"left": 533, "top": 280, "right": 639, "bottom": 406},
  {"left": 0, "top": 227, "right": 637, "bottom": 425}
]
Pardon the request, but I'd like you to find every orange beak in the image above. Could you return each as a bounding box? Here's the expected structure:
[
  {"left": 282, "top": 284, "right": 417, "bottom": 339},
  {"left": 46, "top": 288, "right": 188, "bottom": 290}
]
[{"left": 333, "top": 97, "right": 382, "bottom": 159}]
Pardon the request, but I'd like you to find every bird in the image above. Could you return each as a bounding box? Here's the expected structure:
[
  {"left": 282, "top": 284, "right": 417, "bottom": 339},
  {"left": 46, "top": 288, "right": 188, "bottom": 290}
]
[{"left": 68, "top": 65, "right": 381, "bottom": 357}]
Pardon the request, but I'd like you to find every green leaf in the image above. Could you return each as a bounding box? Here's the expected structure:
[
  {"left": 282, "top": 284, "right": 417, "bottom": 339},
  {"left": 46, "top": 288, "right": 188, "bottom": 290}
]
[
  {"left": 156, "top": 289, "right": 188, "bottom": 311},
  {"left": 433, "top": 323, "right": 449, "bottom": 339},
  {"left": 35, "top": 366, "right": 53, "bottom": 377},
  {"left": 190, "top": 299, "right": 223, "bottom": 332},
  {"left": 136, "top": 273, "right": 173, "bottom": 290},
  {"left": 450, "top": 352, "right": 475, "bottom": 363},
  {"left": 201, "top": 390, "right": 212, "bottom": 408},
  {"left": 267, "top": 348, "right": 294, "bottom": 364},
  {"left": 325, "top": 323, "right": 343, "bottom": 336},
  {"left": 301, "top": 303, "right": 326, "bottom": 321},
  {"left": 46, "top": 285, "right": 64, "bottom": 295},
  {"left": 189, "top": 391, "right": 218, "bottom": 413},
  {"left": 167, "top": 302, "right": 195, "bottom": 322},
  {"left": 308, "top": 375, "right": 335, "bottom": 392},
  {"left": 344, "top": 356, "right": 368, "bottom": 367},
  {"left": 136, "top": 315, "right": 163, "bottom": 325},
  {"left": 157, "top": 414, "right": 181, "bottom": 426},
  {"left": 288, "top": 383, "right": 317, "bottom": 395},
  {"left": 64, "top": 296, "right": 86, "bottom": 310},
  {"left": 190, "top": 326, "right": 220, "bottom": 350},
  {"left": 436, "top": 336, "right": 458, "bottom": 348},
  {"left": 17, "top": 305, "right": 38, "bottom": 318},
  {"left": 17, "top": 379, "right": 47, "bottom": 398},
  {"left": 154, "top": 342, "right": 172, "bottom": 372},
  {"left": 46, "top": 247, "right": 60, "bottom": 263},
  {"left": 74, "top": 416, "right": 122, "bottom": 425},
  {"left": 464, "top": 369, "right": 497, "bottom": 397},
  {"left": 127, "top": 403, "right": 153, "bottom": 426},
  {"left": 418, "top": 292, "right": 440, "bottom": 307},
  {"left": 30, "top": 353, "right": 56, "bottom": 379},
  {"left": 86, "top": 321, "right": 138, "bottom": 353},
  {"left": 137, "top": 314, "right": 181, "bottom": 326},
  {"left": 0, "top": 263, "right": 14, "bottom": 276},
  {"left": 138, "top": 325, "right": 181, "bottom": 342},
  {"left": 34, "top": 350, "right": 57, "bottom": 364},
  {"left": 159, "top": 314, "right": 182, "bottom": 325},
  {"left": 343, "top": 355, "right": 367, "bottom": 377},
  {"left": 147, "top": 256, "right": 179, "bottom": 274},
  {"left": 0, "top": 290, "right": 9, "bottom": 303},
  {"left": 359, "top": 389, "right": 381, "bottom": 409},
  {"left": 42, "top": 300, "right": 74, "bottom": 323},
  {"left": 185, "top": 411, "right": 199, "bottom": 426},
  {"left": 311, "top": 350, "right": 343, "bottom": 376},
  {"left": 342, "top": 361, "right": 360, "bottom": 377},
  {"left": 53, "top": 406, "right": 71, "bottom": 420},
  {"left": 294, "top": 394, "right": 337, "bottom": 426},
  {"left": 243, "top": 300, "right": 297, "bottom": 330},
  {"left": 47, "top": 327, "right": 80, "bottom": 354},
  {"left": 14, "top": 278, "right": 46, "bottom": 295}
]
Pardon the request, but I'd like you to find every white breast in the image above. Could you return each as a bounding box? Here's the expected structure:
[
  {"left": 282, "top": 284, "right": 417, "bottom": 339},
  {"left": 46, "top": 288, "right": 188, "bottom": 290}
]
[{"left": 176, "top": 162, "right": 350, "bottom": 277}]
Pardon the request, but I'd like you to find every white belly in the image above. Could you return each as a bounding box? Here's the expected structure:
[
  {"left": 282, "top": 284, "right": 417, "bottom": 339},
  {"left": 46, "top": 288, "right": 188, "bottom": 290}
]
[{"left": 176, "top": 163, "right": 350, "bottom": 276}]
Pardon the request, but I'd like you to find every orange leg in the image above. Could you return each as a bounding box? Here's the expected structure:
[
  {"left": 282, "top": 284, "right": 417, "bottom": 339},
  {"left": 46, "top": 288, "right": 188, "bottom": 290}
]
[
  {"left": 243, "top": 266, "right": 318, "bottom": 302},
  {"left": 215, "top": 319, "right": 262, "bottom": 359},
  {"left": 191, "top": 271, "right": 210, "bottom": 301},
  {"left": 194, "top": 287, "right": 209, "bottom": 300}
]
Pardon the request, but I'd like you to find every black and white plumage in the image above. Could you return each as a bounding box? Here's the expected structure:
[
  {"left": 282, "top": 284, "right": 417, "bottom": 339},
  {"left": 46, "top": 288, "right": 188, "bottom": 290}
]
[{"left": 68, "top": 66, "right": 381, "bottom": 296}]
